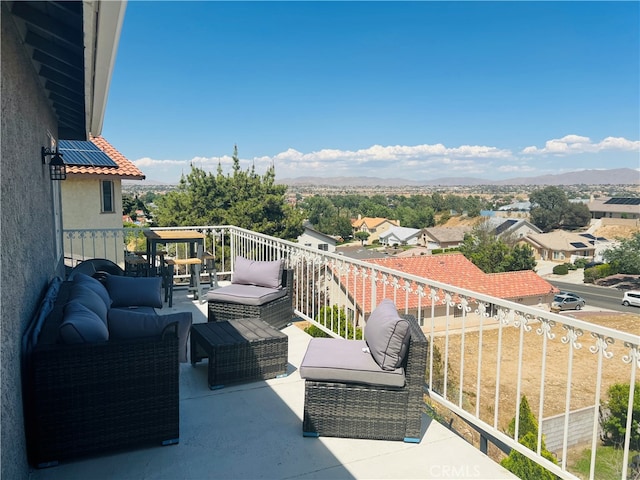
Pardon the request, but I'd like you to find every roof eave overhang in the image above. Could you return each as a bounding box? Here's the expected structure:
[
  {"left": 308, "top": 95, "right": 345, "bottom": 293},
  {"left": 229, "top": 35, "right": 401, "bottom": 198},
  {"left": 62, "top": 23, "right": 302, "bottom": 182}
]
[{"left": 83, "top": 0, "right": 127, "bottom": 137}]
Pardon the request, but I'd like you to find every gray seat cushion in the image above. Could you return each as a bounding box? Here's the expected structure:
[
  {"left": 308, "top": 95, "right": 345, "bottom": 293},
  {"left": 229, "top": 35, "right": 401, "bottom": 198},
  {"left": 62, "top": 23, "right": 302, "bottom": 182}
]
[
  {"left": 300, "top": 338, "right": 405, "bottom": 388},
  {"left": 364, "top": 299, "right": 411, "bottom": 371},
  {"left": 232, "top": 256, "right": 284, "bottom": 289},
  {"left": 108, "top": 309, "right": 192, "bottom": 363},
  {"left": 206, "top": 284, "right": 287, "bottom": 307},
  {"left": 60, "top": 301, "right": 109, "bottom": 344},
  {"left": 104, "top": 274, "right": 163, "bottom": 308}
]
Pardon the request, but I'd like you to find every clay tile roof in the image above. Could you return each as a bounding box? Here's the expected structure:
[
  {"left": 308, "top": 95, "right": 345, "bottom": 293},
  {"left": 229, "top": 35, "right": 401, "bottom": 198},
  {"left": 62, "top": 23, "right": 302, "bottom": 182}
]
[
  {"left": 334, "top": 253, "right": 555, "bottom": 313},
  {"left": 65, "top": 136, "right": 145, "bottom": 179}
]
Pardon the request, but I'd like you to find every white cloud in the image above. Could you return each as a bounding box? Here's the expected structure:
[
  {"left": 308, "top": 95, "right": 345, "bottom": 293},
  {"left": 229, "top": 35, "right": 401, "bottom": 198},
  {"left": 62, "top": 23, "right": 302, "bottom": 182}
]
[
  {"left": 133, "top": 157, "right": 188, "bottom": 167},
  {"left": 521, "top": 135, "right": 640, "bottom": 155},
  {"left": 132, "top": 134, "right": 639, "bottom": 182}
]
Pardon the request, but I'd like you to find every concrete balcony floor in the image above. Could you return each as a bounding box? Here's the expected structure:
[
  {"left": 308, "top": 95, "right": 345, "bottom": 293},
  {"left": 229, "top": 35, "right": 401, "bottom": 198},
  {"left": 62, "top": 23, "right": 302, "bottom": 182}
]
[{"left": 29, "top": 286, "right": 516, "bottom": 480}]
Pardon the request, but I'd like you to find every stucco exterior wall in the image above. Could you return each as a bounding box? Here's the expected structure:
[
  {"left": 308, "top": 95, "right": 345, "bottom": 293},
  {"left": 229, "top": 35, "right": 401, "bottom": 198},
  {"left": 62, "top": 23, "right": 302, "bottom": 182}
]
[
  {"left": 62, "top": 177, "right": 124, "bottom": 261},
  {"left": 1, "top": 8, "right": 63, "bottom": 478},
  {"left": 62, "top": 177, "right": 123, "bottom": 230}
]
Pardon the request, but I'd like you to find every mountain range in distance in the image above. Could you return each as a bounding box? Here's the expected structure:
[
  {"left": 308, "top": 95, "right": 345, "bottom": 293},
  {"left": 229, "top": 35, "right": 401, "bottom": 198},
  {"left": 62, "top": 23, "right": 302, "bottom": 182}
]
[
  {"left": 278, "top": 168, "right": 640, "bottom": 187},
  {"left": 127, "top": 167, "right": 640, "bottom": 187}
]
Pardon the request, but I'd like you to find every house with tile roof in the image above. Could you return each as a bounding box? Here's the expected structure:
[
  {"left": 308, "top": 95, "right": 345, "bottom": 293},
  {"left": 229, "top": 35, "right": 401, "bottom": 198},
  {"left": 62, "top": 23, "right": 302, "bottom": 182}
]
[
  {"left": 520, "top": 230, "right": 601, "bottom": 263},
  {"left": 351, "top": 216, "right": 400, "bottom": 244},
  {"left": 326, "top": 253, "right": 556, "bottom": 326},
  {"left": 483, "top": 217, "right": 542, "bottom": 240},
  {"left": 62, "top": 136, "right": 145, "bottom": 262},
  {"left": 419, "top": 226, "right": 472, "bottom": 249}
]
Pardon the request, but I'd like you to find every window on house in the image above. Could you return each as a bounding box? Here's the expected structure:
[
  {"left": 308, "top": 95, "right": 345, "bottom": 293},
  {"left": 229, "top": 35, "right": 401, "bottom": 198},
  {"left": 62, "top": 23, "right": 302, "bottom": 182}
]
[
  {"left": 318, "top": 243, "right": 328, "bottom": 251},
  {"left": 101, "top": 180, "right": 114, "bottom": 213}
]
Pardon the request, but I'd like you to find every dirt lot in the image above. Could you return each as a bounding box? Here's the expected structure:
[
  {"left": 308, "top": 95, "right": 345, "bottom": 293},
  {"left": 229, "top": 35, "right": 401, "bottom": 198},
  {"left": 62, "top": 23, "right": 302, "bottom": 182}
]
[{"left": 430, "top": 311, "right": 640, "bottom": 434}]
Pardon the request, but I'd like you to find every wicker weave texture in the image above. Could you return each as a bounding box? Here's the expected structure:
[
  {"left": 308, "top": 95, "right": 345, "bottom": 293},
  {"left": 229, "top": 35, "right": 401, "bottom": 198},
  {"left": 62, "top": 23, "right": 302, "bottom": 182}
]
[
  {"left": 302, "top": 314, "right": 427, "bottom": 442},
  {"left": 191, "top": 318, "right": 288, "bottom": 388},
  {"left": 207, "top": 269, "right": 294, "bottom": 330},
  {"left": 27, "top": 335, "right": 179, "bottom": 467}
]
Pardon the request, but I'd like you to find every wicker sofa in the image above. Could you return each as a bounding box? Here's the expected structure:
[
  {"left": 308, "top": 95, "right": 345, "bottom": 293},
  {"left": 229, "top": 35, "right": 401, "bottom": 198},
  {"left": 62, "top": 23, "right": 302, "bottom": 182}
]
[
  {"left": 206, "top": 257, "right": 294, "bottom": 330},
  {"left": 300, "top": 300, "right": 427, "bottom": 442},
  {"left": 22, "top": 270, "right": 192, "bottom": 468}
]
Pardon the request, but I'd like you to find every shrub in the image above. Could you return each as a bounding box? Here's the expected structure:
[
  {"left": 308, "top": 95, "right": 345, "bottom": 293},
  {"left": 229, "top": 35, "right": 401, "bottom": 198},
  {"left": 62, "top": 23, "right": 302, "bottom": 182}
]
[
  {"left": 553, "top": 264, "right": 569, "bottom": 275},
  {"left": 432, "top": 248, "right": 443, "bottom": 255},
  {"left": 306, "top": 305, "right": 362, "bottom": 339},
  {"left": 601, "top": 382, "right": 640, "bottom": 450},
  {"left": 574, "top": 258, "right": 589, "bottom": 269},
  {"left": 565, "top": 262, "right": 577, "bottom": 271},
  {"left": 584, "top": 263, "right": 614, "bottom": 284},
  {"left": 501, "top": 396, "right": 559, "bottom": 479}
]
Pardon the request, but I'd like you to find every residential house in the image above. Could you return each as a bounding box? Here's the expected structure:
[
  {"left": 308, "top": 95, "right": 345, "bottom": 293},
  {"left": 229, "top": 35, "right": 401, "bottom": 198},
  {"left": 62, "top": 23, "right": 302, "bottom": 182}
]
[
  {"left": 351, "top": 216, "right": 400, "bottom": 244},
  {"left": 521, "top": 231, "right": 601, "bottom": 262},
  {"left": 327, "top": 254, "right": 556, "bottom": 325},
  {"left": 419, "top": 226, "right": 471, "bottom": 249},
  {"left": 483, "top": 217, "right": 542, "bottom": 241},
  {"left": 379, "top": 226, "right": 421, "bottom": 246},
  {"left": 1, "top": 2, "right": 125, "bottom": 478},
  {"left": 587, "top": 197, "right": 640, "bottom": 220},
  {"left": 62, "top": 136, "right": 145, "bottom": 263},
  {"left": 297, "top": 222, "right": 337, "bottom": 252}
]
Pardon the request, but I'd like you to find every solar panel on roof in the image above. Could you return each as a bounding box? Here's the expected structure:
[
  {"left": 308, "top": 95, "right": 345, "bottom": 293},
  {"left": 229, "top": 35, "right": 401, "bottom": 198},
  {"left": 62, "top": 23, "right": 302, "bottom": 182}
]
[
  {"left": 604, "top": 198, "right": 640, "bottom": 205},
  {"left": 570, "top": 242, "right": 588, "bottom": 249},
  {"left": 58, "top": 140, "right": 117, "bottom": 168}
]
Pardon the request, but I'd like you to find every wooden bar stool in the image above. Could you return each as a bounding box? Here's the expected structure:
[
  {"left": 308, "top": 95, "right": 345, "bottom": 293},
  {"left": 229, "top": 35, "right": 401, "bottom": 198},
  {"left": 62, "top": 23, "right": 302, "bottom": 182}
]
[{"left": 166, "top": 258, "right": 203, "bottom": 304}]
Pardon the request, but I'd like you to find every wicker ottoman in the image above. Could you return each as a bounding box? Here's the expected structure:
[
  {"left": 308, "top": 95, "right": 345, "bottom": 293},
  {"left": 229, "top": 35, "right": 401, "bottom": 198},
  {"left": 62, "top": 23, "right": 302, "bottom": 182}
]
[{"left": 190, "top": 318, "right": 288, "bottom": 389}]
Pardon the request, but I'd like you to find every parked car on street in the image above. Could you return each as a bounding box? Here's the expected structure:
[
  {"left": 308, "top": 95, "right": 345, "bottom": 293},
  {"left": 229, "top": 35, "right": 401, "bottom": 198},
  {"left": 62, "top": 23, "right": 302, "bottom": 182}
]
[
  {"left": 622, "top": 291, "right": 640, "bottom": 307},
  {"left": 551, "top": 293, "right": 586, "bottom": 311}
]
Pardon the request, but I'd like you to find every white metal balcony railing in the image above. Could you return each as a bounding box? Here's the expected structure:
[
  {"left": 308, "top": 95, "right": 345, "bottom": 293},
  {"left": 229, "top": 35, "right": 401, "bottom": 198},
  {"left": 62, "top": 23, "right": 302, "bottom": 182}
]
[{"left": 63, "top": 225, "right": 640, "bottom": 480}]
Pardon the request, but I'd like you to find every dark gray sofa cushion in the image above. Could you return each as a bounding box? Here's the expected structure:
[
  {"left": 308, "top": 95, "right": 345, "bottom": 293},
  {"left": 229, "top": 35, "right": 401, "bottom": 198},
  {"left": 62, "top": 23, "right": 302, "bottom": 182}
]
[
  {"left": 364, "top": 299, "right": 411, "bottom": 371},
  {"left": 73, "top": 272, "right": 112, "bottom": 309},
  {"left": 300, "top": 338, "right": 405, "bottom": 388},
  {"left": 69, "top": 283, "right": 109, "bottom": 326},
  {"left": 232, "top": 256, "right": 284, "bottom": 289},
  {"left": 205, "top": 283, "right": 287, "bottom": 306},
  {"left": 60, "top": 301, "right": 109, "bottom": 344},
  {"left": 104, "top": 274, "right": 163, "bottom": 308},
  {"left": 108, "top": 309, "right": 192, "bottom": 362}
]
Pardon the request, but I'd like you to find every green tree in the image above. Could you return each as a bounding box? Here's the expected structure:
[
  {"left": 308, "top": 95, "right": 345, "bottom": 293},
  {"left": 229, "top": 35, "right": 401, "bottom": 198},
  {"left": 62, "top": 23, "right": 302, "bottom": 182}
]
[
  {"left": 154, "top": 146, "right": 304, "bottom": 239},
  {"left": 501, "top": 396, "right": 559, "bottom": 480},
  {"left": 460, "top": 221, "right": 536, "bottom": 273},
  {"left": 601, "top": 382, "right": 640, "bottom": 449},
  {"left": 563, "top": 202, "right": 591, "bottom": 229},
  {"left": 529, "top": 187, "right": 590, "bottom": 232},
  {"left": 602, "top": 232, "right": 640, "bottom": 275},
  {"left": 529, "top": 186, "right": 568, "bottom": 232},
  {"left": 503, "top": 244, "right": 537, "bottom": 271},
  {"left": 354, "top": 231, "right": 370, "bottom": 245}
]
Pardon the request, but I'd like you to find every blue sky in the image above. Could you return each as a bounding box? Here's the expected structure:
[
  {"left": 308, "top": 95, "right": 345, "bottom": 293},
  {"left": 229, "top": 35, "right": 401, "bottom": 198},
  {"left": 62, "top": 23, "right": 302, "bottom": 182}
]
[{"left": 102, "top": 1, "right": 640, "bottom": 184}]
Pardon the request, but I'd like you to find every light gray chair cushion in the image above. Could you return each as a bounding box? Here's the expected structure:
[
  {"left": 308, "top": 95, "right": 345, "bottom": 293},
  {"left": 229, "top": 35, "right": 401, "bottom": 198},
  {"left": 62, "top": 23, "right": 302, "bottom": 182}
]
[
  {"left": 364, "top": 299, "right": 411, "bottom": 371},
  {"left": 73, "top": 272, "right": 112, "bottom": 309},
  {"left": 206, "top": 283, "right": 287, "bottom": 306},
  {"left": 108, "top": 309, "right": 192, "bottom": 362},
  {"left": 69, "top": 283, "right": 109, "bottom": 326},
  {"left": 104, "top": 274, "right": 163, "bottom": 308},
  {"left": 232, "top": 256, "right": 284, "bottom": 289},
  {"left": 300, "top": 338, "right": 405, "bottom": 388},
  {"left": 60, "top": 301, "right": 109, "bottom": 344}
]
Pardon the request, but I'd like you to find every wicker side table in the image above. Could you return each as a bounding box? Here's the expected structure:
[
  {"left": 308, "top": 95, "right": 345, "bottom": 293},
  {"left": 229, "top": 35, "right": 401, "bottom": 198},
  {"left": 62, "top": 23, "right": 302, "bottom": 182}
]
[{"left": 190, "top": 318, "right": 288, "bottom": 389}]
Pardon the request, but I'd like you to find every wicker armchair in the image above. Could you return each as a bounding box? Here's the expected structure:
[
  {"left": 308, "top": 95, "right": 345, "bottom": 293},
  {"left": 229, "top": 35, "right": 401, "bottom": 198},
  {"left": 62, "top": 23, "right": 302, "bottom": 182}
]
[
  {"left": 302, "top": 314, "right": 427, "bottom": 442},
  {"left": 207, "top": 269, "right": 294, "bottom": 330}
]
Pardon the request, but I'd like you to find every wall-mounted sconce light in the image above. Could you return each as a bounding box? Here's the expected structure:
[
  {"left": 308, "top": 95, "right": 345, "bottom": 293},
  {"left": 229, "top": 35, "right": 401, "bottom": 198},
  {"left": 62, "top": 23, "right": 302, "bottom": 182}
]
[{"left": 42, "top": 146, "right": 66, "bottom": 180}]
